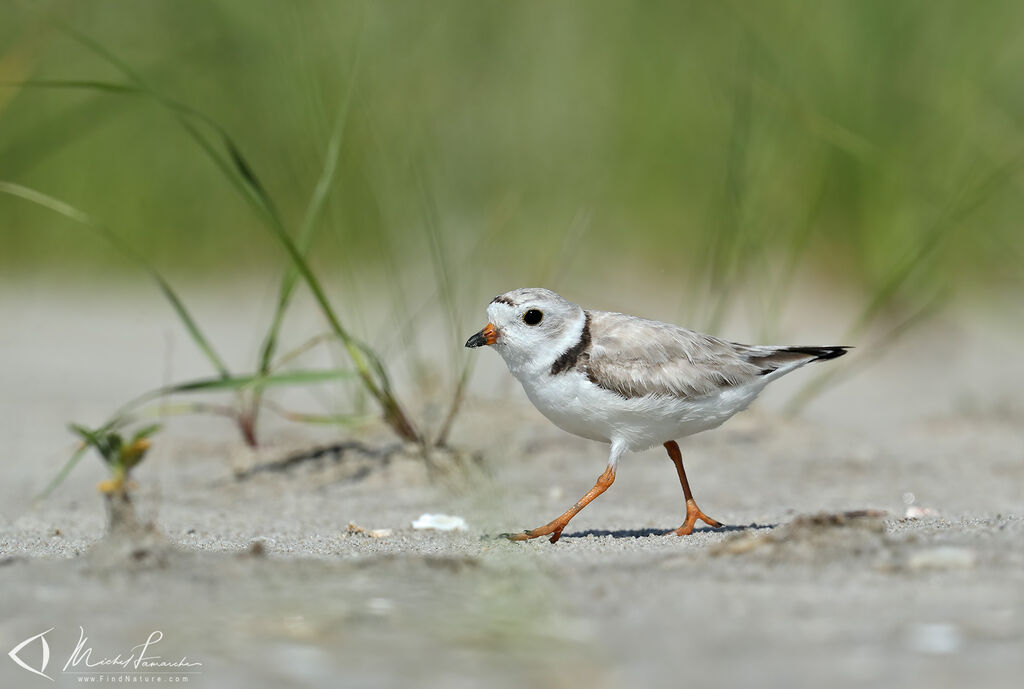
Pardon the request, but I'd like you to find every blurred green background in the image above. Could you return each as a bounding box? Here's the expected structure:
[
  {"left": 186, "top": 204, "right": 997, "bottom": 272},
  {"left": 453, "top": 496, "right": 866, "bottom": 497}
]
[{"left": 3, "top": 0, "right": 1023, "bottom": 316}]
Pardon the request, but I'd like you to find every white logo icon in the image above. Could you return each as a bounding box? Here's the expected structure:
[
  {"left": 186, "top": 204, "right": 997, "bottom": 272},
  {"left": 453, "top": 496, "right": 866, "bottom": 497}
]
[{"left": 8, "top": 628, "right": 55, "bottom": 681}]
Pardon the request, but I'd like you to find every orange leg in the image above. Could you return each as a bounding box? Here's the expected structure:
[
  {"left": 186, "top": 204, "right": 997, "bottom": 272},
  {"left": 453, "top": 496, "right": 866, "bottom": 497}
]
[
  {"left": 664, "top": 440, "right": 724, "bottom": 536},
  {"left": 506, "top": 465, "right": 616, "bottom": 544}
]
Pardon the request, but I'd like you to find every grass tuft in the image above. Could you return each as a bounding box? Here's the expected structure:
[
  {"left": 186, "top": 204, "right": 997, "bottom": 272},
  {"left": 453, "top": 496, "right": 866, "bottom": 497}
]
[{"left": 14, "top": 27, "right": 422, "bottom": 444}]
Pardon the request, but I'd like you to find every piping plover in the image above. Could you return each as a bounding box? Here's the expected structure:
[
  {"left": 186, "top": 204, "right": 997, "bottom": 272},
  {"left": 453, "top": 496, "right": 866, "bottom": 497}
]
[{"left": 466, "top": 287, "right": 849, "bottom": 543}]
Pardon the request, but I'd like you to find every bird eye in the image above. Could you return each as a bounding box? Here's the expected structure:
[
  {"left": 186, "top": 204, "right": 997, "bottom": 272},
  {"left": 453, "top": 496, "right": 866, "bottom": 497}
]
[{"left": 523, "top": 309, "right": 544, "bottom": 326}]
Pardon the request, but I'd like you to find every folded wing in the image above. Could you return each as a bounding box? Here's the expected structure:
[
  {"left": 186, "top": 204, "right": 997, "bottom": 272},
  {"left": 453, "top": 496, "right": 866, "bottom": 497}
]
[{"left": 584, "top": 311, "right": 848, "bottom": 400}]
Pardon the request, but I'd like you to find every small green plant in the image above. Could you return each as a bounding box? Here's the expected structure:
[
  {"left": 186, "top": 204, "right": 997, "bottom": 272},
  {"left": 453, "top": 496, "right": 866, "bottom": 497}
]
[
  {"left": 69, "top": 422, "right": 159, "bottom": 496},
  {"left": 61, "top": 420, "right": 160, "bottom": 540}
]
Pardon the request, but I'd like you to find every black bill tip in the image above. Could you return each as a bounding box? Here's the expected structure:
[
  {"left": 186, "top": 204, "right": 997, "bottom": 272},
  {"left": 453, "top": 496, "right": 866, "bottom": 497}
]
[{"left": 465, "top": 332, "right": 488, "bottom": 348}]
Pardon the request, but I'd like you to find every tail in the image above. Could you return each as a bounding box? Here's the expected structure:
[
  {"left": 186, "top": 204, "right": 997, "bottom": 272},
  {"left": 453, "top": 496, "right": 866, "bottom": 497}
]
[
  {"left": 751, "top": 345, "right": 851, "bottom": 377},
  {"left": 780, "top": 345, "right": 851, "bottom": 362}
]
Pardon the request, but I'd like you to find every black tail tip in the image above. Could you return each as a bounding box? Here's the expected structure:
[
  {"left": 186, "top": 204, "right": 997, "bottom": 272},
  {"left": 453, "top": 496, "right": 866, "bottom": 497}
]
[{"left": 786, "top": 345, "right": 851, "bottom": 361}]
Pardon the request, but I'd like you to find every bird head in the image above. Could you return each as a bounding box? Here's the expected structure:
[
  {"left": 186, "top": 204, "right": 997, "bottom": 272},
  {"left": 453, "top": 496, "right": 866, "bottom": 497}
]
[{"left": 466, "top": 288, "right": 585, "bottom": 374}]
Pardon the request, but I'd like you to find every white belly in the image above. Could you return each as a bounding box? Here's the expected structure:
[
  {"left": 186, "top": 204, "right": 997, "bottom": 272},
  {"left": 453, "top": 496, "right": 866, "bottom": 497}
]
[{"left": 517, "top": 369, "right": 769, "bottom": 452}]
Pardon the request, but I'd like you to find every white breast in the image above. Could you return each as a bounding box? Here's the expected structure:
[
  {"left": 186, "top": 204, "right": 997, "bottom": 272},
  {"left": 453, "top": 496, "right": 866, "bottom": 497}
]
[{"left": 519, "top": 369, "right": 612, "bottom": 443}]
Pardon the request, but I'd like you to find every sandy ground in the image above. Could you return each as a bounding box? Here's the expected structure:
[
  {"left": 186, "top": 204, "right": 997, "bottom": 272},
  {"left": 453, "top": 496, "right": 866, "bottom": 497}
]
[{"left": 1, "top": 280, "right": 1023, "bottom": 688}]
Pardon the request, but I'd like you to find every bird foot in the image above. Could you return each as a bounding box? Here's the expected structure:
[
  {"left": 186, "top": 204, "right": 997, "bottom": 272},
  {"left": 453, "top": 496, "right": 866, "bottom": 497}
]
[
  {"left": 502, "top": 466, "right": 616, "bottom": 544},
  {"left": 667, "top": 498, "right": 724, "bottom": 536},
  {"left": 504, "top": 523, "right": 566, "bottom": 543}
]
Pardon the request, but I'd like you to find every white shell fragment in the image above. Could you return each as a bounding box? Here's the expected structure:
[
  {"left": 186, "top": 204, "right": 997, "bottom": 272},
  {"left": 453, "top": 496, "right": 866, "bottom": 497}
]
[{"left": 412, "top": 513, "right": 468, "bottom": 531}]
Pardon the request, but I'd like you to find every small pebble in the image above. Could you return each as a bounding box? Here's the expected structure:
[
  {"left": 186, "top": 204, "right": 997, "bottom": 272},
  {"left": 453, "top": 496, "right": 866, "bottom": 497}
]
[{"left": 347, "top": 522, "right": 393, "bottom": 538}]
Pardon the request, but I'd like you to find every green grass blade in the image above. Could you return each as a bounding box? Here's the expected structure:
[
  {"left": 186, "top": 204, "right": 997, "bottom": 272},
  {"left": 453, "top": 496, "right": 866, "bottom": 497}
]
[
  {"left": 271, "top": 333, "right": 338, "bottom": 370},
  {"left": 56, "top": 27, "right": 286, "bottom": 232},
  {"left": 263, "top": 400, "right": 374, "bottom": 427},
  {"left": 68, "top": 423, "right": 101, "bottom": 446},
  {"left": 414, "top": 162, "right": 475, "bottom": 445},
  {"left": 103, "top": 368, "right": 356, "bottom": 429},
  {"left": 258, "top": 43, "right": 362, "bottom": 375},
  {"left": 16, "top": 76, "right": 277, "bottom": 221},
  {"left": 130, "top": 402, "right": 239, "bottom": 420},
  {"left": 129, "top": 424, "right": 162, "bottom": 443},
  {"left": 159, "top": 368, "right": 356, "bottom": 394},
  {"left": 241, "top": 166, "right": 420, "bottom": 440},
  {"left": 0, "top": 181, "right": 231, "bottom": 378},
  {"left": 5, "top": 78, "right": 138, "bottom": 94},
  {"left": 36, "top": 443, "right": 90, "bottom": 500},
  {"left": 275, "top": 413, "right": 370, "bottom": 426},
  {"left": 434, "top": 361, "right": 472, "bottom": 448}
]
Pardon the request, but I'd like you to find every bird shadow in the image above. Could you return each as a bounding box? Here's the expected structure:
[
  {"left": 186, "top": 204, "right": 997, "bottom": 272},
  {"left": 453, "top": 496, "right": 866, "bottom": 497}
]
[{"left": 560, "top": 522, "right": 777, "bottom": 539}]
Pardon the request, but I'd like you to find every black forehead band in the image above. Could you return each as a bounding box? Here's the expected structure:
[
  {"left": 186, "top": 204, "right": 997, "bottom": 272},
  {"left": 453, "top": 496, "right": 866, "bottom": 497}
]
[{"left": 490, "top": 295, "right": 515, "bottom": 307}]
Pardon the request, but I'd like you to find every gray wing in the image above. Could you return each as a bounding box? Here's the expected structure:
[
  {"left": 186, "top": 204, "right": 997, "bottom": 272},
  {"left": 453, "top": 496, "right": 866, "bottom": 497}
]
[{"left": 584, "top": 311, "right": 832, "bottom": 399}]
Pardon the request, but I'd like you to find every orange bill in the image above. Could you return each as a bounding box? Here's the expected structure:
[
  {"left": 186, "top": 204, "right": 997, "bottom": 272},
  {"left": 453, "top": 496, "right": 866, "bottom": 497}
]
[{"left": 465, "top": 322, "right": 498, "bottom": 348}]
